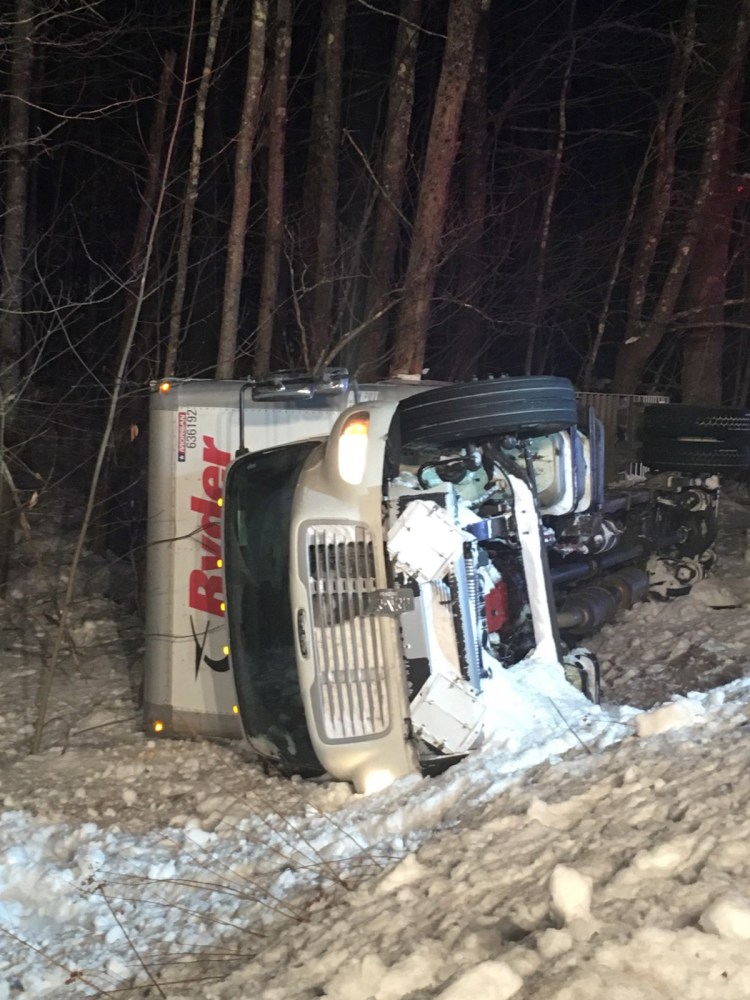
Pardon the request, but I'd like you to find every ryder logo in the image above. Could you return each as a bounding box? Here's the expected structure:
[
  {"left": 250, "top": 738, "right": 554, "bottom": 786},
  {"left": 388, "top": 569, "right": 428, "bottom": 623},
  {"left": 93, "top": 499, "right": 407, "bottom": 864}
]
[
  {"left": 177, "top": 411, "right": 187, "bottom": 462},
  {"left": 188, "top": 437, "right": 232, "bottom": 675}
]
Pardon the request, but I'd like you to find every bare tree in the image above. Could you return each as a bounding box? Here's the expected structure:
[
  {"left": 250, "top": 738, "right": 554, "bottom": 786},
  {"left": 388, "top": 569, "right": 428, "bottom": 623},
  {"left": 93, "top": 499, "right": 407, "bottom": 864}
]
[
  {"left": 163, "top": 0, "right": 229, "bottom": 377},
  {"left": 449, "top": 5, "right": 489, "bottom": 380},
  {"left": 215, "top": 0, "right": 268, "bottom": 380},
  {"left": 524, "top": 3, "right": 576, "bottom": 376},
  {"left": 116, "top": 51, "right": 176, "bottom": 380},
  {"left": 356, "top": 0, "right": 422, "bottom": 380},
  {"left": 254, "top": 0, "right": 293, "bottom": 377},
  {"left": 33, "top": 13, "right": 196, "bottom": 752},
  {"left": 303, "top": 0, "right": 347, "bottom": 368},
  {"left": 390, "top": 0, "right": 489, "bottom": 377},
  {"left": 0, "top": 0, "right": 34, "bottom": 596},
  {"left": 680, "top": 81, "right": 743, "bottom": 403},
  {"left": 612, "top": 0, "right": 750, "bottom": 395}
]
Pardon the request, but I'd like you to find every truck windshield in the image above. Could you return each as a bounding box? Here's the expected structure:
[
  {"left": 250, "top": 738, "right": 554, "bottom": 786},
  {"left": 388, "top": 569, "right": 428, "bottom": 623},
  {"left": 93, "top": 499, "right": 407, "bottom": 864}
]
[{"left": 223, "top": 441, "right": 323, "bottom": 777}]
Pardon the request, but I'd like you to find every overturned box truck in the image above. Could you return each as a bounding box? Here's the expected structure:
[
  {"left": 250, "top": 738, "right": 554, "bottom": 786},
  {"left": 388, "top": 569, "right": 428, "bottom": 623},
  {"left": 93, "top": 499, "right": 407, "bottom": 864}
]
[{"left": 144, "top": 373, "right": 727, "bottom": 793}]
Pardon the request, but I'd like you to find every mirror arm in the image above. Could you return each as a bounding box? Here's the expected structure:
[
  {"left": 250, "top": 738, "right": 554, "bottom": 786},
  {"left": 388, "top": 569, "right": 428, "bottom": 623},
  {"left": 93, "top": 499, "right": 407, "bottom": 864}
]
[{"left": 237, "top": 380, "right": 255, "bottom": 456}]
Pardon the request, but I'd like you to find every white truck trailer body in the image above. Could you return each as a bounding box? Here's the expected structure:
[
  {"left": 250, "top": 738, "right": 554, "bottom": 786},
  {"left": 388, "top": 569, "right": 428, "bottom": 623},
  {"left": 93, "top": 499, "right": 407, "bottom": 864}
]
[{"left": 143, "top": 377, "right": 424, "bottom": 740}]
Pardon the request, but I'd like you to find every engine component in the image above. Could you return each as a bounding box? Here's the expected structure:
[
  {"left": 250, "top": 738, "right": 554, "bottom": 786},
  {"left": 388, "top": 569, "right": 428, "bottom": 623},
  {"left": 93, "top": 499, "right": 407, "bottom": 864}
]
[
  {"left": 387, "top": 499, "right": 472, "bottom": 581},
  {"left": 556, "top": 567, "right": 650, "bottom": 634},
  {"left": 557, "top": 584, "right": 618, "bottom": 634},
  {"left": 410, "top": 672, "right": 485, "bottom": 755},
  {"left": 647, "top": 551, "right": 714, "bottom": 599},
  {"left": 484, "top": 579, "right": 510, "bottom": 634}
]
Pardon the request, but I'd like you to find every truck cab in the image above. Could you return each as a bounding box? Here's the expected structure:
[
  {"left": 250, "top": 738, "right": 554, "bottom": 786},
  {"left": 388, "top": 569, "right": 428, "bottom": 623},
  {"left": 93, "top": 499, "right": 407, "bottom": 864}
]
[{"left": 213, "top": 374, "right": 719, "bottom": 792}]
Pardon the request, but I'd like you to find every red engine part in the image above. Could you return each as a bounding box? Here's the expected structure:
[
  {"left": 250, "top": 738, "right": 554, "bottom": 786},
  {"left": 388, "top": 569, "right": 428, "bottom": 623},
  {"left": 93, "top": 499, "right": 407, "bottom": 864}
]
[{"left": 484, "top": 580, "right": 510, "bottom": 634}]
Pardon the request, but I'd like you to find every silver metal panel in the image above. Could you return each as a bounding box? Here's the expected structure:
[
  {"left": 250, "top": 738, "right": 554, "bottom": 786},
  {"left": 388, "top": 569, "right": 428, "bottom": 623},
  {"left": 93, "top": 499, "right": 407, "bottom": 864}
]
[{"left": 303, "top": 523, "right": 391, "bottom": 741}]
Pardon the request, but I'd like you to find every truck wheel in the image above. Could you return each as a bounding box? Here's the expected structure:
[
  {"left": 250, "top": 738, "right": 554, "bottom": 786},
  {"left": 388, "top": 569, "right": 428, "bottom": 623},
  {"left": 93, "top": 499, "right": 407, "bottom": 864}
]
[
  {"left": 397, "top": 376, "right": 578, "bottom": 445},
  {"left": 642, "top": 437, "right": 750, "bottom": 474},
  {"left": 644, "top": 404, "right": 750, "bottom": 440}
]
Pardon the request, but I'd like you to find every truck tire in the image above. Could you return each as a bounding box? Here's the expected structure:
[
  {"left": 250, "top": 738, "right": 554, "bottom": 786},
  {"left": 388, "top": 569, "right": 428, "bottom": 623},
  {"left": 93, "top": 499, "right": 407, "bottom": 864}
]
[
  {"left": 643, "top": 404, "right": 750, "bottom": 440},
  {"left": 398, "top": 376, "right": 578, "bottom": 445},
  {"left": 642, "top": 437, "right": 750, "bottom": 474}
]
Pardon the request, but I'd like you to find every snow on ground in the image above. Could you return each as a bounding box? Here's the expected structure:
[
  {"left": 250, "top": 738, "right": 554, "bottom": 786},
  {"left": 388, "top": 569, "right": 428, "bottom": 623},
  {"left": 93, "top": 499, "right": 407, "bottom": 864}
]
[{"left": 1, "top": 493, "right": 750, "bottom": 999}]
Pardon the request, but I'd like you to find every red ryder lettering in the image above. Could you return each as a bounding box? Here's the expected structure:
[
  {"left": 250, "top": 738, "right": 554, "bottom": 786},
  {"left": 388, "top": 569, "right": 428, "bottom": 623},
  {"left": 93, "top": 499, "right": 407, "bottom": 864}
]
[{"left": 188, "top": 436, "right": 231, "bottom": 616}]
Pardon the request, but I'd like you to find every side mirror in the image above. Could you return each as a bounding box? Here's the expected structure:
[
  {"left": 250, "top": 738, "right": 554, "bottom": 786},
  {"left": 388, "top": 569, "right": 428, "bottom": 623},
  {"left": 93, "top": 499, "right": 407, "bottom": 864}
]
[
  {"left": 314, "top": 367, "right": 350, "bottom": 395},
  {"left": 249, "top": 367, "right": 349, "bottom": 401},
  {"left": 251, "top": 375, "right": 315, "bottom": 401}
]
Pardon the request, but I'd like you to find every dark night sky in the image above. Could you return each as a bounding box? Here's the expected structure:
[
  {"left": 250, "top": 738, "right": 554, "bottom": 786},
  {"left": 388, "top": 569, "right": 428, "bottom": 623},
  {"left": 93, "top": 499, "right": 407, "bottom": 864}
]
[{"left": 4, "top": 0, "right": 747, "bottom": 392}]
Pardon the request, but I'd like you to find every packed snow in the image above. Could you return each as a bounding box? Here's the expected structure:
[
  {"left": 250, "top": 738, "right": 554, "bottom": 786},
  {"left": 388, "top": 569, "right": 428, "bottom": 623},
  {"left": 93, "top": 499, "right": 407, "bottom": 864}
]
[{"left": 2, "top": 490, "right": 750, "bottom": 998}]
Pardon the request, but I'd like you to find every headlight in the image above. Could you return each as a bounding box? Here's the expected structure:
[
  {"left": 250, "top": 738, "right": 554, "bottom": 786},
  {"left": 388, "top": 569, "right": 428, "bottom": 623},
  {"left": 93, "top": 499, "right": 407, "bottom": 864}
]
[{"left": 338, "top": 413, "right": 369, "bottom": 485}]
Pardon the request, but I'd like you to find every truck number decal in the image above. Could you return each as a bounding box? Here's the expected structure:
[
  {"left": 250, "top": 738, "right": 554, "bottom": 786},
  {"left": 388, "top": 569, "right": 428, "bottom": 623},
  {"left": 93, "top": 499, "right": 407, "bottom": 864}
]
[{"left": 178, "top": 409, "right": 199, "bottom": 462}]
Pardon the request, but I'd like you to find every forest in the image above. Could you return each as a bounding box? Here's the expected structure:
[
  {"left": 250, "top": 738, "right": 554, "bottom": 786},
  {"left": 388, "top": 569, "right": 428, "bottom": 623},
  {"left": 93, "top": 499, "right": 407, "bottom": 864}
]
[{"left": 1, "top": 0, "right": 750, "bottom": 583}]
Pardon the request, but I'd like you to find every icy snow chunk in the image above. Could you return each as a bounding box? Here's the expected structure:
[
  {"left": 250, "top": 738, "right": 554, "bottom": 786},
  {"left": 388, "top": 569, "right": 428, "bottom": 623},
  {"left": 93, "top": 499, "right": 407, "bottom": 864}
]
[
  {"left": 122, "top": 788, "right": 137, "bottom": 806},
  {"left": 635, "top": 697, "right": 705, "bottom": 737},
  {"left": 436, "top": 960, "right": 523, "bottom": 1000},
  {"left": 105, "top": 956, "right": 131, "bottom": 981},
  {"left": 376, "top": 852, "right": 424, "bottom": 894},
  {"left": 690, "top": 578, "right": 743, "bottom": 608},
  {"left": 185, "top": 826, "right": 213, "bottom": 848},
  {"left": 527, "top": 796, "right": 585, "bottom": 831},
  {"left": 700, "top": 891, "right": 750, "bottom": 940},
  {"left": 537, "top": 927, "right": 573, "bottom": 959},
  {"left": 627, "top": 834, "right": 697, "bottom": 878},
  {"left": 322, "top": 943, "right": 442, "bottom": 1000},
  {"left": 550, "top": 864, "right": 593, "bottom": 923}
]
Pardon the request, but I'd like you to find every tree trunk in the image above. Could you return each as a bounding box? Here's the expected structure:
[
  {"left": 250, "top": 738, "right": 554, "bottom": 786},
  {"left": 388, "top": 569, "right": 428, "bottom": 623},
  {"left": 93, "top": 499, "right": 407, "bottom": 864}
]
[
  {"left": 612, "top": 0, "right": 749, "bottom": 395},
  {"left": 89, "top": 52, "right": 176, "bottom": 557},
  {"left": 357, "top": 0, "right": 422, "bottom": 380},
  {"left": 117, "top": 51, "right": 176, "bottom": 379},
  {"left": 390, "top": 0, "right": 488, "bottom": 377},
  {"left": 163, "top": 0, "right": 228, "bottom": 377},
  {"left": 524, "top": 6, "right": 576, "bottom": 376},
  {"left": 0, "top": 0, "right": 34, "bottom": 399},
  {"left": 215, "top": 0, "right": 268, "bottom": 380},
  {"left": 680, "top": 91, "right": 743, "bottom": 404},
  {"left": 0, "top": 0, "right": 34, "bottom": 597},
  {"left": 307, "top": 0, "right": 346, "bottom": 368},
  {"left": 449, "top": 5, "right": 488, "bottom": 380},
  {"left": 254, "top": 0, "right": 292, "bottom": 377},
  {"left": 581, "top": 137, "right": 651, "bottom": 390}
]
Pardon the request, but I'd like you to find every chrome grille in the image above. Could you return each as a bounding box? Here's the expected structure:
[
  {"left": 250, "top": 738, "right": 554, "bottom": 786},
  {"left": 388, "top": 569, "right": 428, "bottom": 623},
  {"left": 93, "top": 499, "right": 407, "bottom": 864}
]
[{"left": 304, "top": 523, "right": 391, "bottom": 741}]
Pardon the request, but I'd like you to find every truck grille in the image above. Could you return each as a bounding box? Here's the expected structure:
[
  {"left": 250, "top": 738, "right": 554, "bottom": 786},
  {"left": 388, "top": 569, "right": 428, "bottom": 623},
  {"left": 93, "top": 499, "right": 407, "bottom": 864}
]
[{"left": 304, "top": 524, "right": 391, "bottom": 741}]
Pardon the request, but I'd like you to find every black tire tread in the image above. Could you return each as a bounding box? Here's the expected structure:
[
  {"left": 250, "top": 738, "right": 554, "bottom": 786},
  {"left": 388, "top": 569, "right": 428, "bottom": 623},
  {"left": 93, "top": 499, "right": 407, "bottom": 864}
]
[
  {"left": 398, "top": 376, "right": 577, "bottom": 444},
  {"left": 644, "top": 404, "right": 750, "bottom": 439},
  {"left": 642, "top": 437, "right": 750, "bottom": 473}
]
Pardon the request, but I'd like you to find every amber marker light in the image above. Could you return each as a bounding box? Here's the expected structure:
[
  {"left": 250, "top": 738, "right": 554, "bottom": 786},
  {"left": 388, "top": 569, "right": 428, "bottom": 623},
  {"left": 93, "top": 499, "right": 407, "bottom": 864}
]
[
  {"left": 159, "top": 381, "right": 171, "bottom": 394},
  {"left": 153, "top": 720, "right": 164, "bottom": 733},
  {"left": 223, "top": 645, "right": 230, "bottom": 656},
  {"left": 232, "top": 705, "right": 240, "bottom": 714},
  {"left": 338, "top": 413, "right": 369, "bottom": 485}
]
